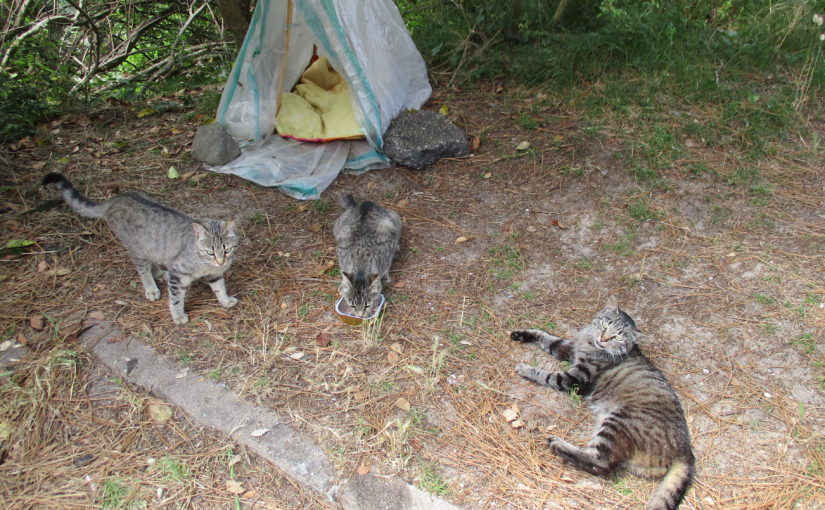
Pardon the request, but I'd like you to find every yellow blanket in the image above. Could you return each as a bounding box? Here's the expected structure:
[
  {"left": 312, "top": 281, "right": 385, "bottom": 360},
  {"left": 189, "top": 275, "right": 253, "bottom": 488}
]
[{"left": 275, "top": 56, "right": 364, "bottom": 142}]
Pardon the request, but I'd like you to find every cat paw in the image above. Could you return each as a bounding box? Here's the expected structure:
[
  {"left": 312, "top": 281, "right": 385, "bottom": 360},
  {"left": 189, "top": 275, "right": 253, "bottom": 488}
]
[
  {"left": 515, "top": 363, "right": 533, "bottom": 378},
  {"left": 510, "top": 330, "right": 537, "bottom": 343},
  {"left": 547, "top": 436, "right": 563, "bottom": 453},
  {"left": 172, "top": 313, "right": 189, "bottom": 325},
  {"left": 221, "top": 296, "right": 238, "bottom": 308},
  {"left": 145, "top": 288, "right": 161, "bottom": 301}
]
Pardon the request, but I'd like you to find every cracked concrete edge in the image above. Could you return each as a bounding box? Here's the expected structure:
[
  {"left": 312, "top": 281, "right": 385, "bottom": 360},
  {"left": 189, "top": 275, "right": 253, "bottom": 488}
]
[{"left": 80, "top": 323, "right": 461, "bottom": 510}]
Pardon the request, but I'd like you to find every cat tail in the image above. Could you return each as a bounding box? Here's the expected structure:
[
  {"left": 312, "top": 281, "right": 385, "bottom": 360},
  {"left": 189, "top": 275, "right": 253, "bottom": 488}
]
[
  {"left": 646, "top": 456, "right": 694, "bottom": 510},
  {"left": 340, "top": 193, "right": 358, "bottom": 209},
  {"left": 42, "top": 173, "right": 105, "bottom": 218}
]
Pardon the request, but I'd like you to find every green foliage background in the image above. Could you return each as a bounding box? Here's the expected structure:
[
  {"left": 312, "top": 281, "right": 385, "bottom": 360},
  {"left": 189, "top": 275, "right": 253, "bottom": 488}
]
[
  {"left": 0, "top": 1, "right": 229, "bottom": 143},
  {"left": 1, "top": 0, "right": 824, "bottom": 144},
  {"left": 400, "top": 0, "right": 824, "bottom": 85}
]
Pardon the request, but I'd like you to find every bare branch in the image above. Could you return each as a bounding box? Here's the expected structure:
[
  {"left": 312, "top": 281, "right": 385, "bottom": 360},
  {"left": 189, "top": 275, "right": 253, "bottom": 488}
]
[{"left": 0, "top": 14, "right": 73, "bottom": 70}]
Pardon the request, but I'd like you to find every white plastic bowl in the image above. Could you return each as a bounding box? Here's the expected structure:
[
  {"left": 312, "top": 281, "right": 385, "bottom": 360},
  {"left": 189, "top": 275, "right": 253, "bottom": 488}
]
[{"left": 334, "top": 294, "right": 385, "bottom": 325}]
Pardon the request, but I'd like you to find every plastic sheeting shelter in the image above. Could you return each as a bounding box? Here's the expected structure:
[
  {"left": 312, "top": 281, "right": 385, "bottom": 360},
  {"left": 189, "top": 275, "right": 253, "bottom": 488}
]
[{"left": 211, "top": 0, "right": 432, "bottom": 199}]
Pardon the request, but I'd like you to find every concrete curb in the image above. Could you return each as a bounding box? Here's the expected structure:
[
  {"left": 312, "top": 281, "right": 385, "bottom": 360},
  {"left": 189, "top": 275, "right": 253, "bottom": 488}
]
[{"left": 80, "top": 323, "right": 461, "bottom": 510}]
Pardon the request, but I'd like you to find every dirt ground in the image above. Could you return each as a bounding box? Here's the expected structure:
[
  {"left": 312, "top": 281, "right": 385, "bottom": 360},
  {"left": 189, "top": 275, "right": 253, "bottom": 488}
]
[{"left": 0, "top": 84, "right": 823, "bottom": 509}]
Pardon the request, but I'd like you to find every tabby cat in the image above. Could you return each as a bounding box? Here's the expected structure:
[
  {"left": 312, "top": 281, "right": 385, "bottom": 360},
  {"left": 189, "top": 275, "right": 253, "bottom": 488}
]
[
  {"left": 333, "top": 194, "right": 401, "bottom": 317},
  {"left": 511, "top": 296, "right": 694, "bottom": 510},
  {"left": 42, "top": 173, "right": 239, "bottom": 325}
]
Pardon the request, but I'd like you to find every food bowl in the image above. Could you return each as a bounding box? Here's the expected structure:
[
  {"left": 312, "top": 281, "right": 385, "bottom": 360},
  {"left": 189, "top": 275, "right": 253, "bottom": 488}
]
[{"left": 335, "top": 294, "right": 385, "bottom": 325}]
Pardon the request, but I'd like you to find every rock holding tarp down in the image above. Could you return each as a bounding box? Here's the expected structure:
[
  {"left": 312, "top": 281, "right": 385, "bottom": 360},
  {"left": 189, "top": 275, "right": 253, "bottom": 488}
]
[
  {"left": 191, "top": 123, "right": 241, "bottom": 166},
  {"left": 382, "top": 110, "right": 469, "bottom": 170}
]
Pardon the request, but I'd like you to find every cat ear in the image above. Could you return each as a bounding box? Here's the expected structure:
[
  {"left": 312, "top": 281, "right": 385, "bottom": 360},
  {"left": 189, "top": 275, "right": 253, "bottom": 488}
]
[
  {"left": 605, "top": 295, "right": 619, "bottom": 313},
  {"left": 221, "top": 219, "right": 237, "bottom": 235},
  {"left": 192, "top": 222, "right": 210, "bottom": 240},
  {"left": 342, "top": 271, "right": 355, "bottom": 284},
  {"left": 367, "top": 273, "right": 381, "bottom": 289}
]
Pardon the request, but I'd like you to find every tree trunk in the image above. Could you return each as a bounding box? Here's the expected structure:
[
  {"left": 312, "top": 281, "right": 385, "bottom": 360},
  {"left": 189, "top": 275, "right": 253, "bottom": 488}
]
[{"left": 216, "top": 0, "right": 252, "bottom": 45}]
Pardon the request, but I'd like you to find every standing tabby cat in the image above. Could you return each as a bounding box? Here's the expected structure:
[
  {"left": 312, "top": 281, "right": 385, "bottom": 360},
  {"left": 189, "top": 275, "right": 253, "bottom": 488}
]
[
  {"left": 42, "top": 173, "right": 239, "bottom": 325},
  {"left": 511, "top": 296, "right": 694, "bottom": 510},
  {"left": 333, "top": 194, "right": 401, "bottom": 317}
]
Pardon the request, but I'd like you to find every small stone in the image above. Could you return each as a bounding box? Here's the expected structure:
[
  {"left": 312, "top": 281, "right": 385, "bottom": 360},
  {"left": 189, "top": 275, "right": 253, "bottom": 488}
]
[
  {"left": 382, "top": 110, "right": 469, "bottom": 170},
  {"left": 191, "top": 123, "right": 241, "bottom": 166}
]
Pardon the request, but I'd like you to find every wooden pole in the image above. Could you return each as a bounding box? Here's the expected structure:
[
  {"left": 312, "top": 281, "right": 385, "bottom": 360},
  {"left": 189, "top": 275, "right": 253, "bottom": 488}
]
[{"left": 275, "top": 0, "right": 294, "bottom": 117}]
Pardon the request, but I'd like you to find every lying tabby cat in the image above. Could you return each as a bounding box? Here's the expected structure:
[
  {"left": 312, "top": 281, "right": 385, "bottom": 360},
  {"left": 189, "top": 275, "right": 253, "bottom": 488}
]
[
  {"left": 511, "top": 296, "right": 694, "bottom": 510},
  {"left": 42, "top": 173, "right": 239, "bottom": 325}
]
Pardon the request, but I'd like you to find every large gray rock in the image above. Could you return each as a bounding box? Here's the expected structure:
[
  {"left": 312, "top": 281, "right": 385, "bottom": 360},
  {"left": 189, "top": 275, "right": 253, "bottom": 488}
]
[
  {"left": 191, "top": 123, "right": 241, "bottom": 166},
  {"left": 382, "top": 110, "right": 469, "bottom": 170}
]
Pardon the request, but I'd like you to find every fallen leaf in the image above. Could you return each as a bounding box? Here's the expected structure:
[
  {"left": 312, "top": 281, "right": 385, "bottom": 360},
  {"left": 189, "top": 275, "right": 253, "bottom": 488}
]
[
  {"left": 409, "top": 438, "right": 423, "bottom": 451},
  {"left": 391, "top": 280, "right": 406, "bottom": 289},
  {"left": 501, "top": 408, "right": 519, "bottom": 422},
  {"left": 228, "top": 454, "right": 242, "bottom": 468},
  {"left": 289, "top": 351, "right": 305, "bottom": 360},
  {"left": 29, "top": 316, "right": 44, "bottom": 330},
  {"left": 356, "top": 459, "right": 372, "bottom": 475},
  {"left": 550, "top": 219, "right": 568, "bottom": 230},
  {"left": 242, "top": 489, "right": 258, "bottom": 499},
  {"left": 180, "top": 171, "right": 197, "bottom": 181},
  {"left": 137, "top": 108, "right": 157, "bottom": 118},
  {"left": 16, "top": 333, "right": 27, "bottom": 345},
  {"left": 406, "top": 365, "right": 424, "bottom": 375},
  {"left": 439, "top": 105, "right": 449, "bottom": 116},
  {"left": 0, "top": 422, "right": 10, "bottom": 441},
  {"left": 387, "top": 350, "right": 399, "bottom": 363},
  {"left": 250, "top": 428, "right": 270, "bottom": 437},
  {"left": 396, "top": 198, "right": 409, "bottom": 208},
  {"left": 87, "top": 311, "right": 105, "bottom": 321},
  {"left": 510, "top": 419, "right": 525, "bottom": 429},
  {"left": 390, "top": 342, "right": 402, "bottom": 354},
  {"left": 684, "top": 137, "right": 697, "bottom": 148},
  {"left": 46, "top": 267, "right": 71, "bottom": 276},
  {"left": 394, "top": 397, "right": 411, "bottom": 411},
  {"left": 309, "top": 264, "right": 327, "bottom": 277},
  {"left": 146, "top": 398, "right": 173, "bottom": 423},
  {"left": 516, "top": 141, "right": 530, "bottom": 151},
  {"left": 0, "top": 340, "right": 11, "bottom": 351},
  {"left": 482, "top": 172, "right": 492, "bottom": 179},
  {"left": 175, "top": 368, "right": 189, "bottom": 379},
  {"left": 501, "top": 402, "right": 521, "bottom": 424},
  {"left": 468, "top": 136, "right": 481, "bottom": 152},
  {"left": 36, "top": 260, "right": 49, "bottom": 272},
  {"left": 315, "top": 333, "right": 332, "bottom": 347},
  {"left": 307, "top": 223, "right": 322, "bottom": 233},
  {"left": 454, "top": 236, "right": 473, "bottom": 244},
  {"left": 167, "top": 166, "right": 180, "bottom": 179},
  {"left": 4, "top": 239, "right": 35, "bottom": 250},
  {"left": 226, "top": 480, "right": 245, "bottom": 494}
]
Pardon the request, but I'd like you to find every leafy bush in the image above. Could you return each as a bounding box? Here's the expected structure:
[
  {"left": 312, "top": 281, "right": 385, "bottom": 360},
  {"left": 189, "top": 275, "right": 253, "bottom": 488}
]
[
  {"left": 0, "top": 35, "right": 73, "bottom": 143},
  {"left": 401, "top": 0, "right": 825, "bottom": 88}
]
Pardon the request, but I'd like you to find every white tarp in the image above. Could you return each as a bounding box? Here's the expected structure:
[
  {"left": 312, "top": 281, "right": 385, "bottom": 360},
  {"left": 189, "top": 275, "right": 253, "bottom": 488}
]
[{"left": 212, "top": 0, "right": 431, "bottom": 199}]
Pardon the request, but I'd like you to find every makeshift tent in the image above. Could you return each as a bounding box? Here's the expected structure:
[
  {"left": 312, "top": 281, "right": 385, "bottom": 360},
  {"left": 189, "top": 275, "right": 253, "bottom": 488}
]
[{"left": 211, "top": 0, "right": 432, "bottom": 199}]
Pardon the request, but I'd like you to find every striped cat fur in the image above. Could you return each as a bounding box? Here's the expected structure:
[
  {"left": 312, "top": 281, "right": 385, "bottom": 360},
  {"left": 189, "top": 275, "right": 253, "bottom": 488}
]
[
  {"left": 42, "top": 173, "right": 239, "bottom": 325},
  {"left": 511, "top": 296, "right": 694, "bottom": 510}
]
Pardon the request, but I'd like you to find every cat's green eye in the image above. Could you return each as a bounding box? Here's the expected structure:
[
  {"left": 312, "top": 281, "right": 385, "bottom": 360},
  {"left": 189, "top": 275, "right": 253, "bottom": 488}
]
[{"left": 206, "top": 249, "right": 214, "bottom": 255}]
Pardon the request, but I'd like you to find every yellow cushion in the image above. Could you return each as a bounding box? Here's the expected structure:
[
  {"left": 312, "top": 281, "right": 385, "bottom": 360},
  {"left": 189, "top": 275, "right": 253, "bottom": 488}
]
[{"left": 275, "top": 57, "right": 364, "bottom": 142}]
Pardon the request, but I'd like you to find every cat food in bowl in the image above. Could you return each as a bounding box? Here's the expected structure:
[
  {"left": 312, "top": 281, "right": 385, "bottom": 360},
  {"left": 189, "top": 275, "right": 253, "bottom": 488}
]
[{"left": 335, "top": 294, "right": 385, "bottom": 325}]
